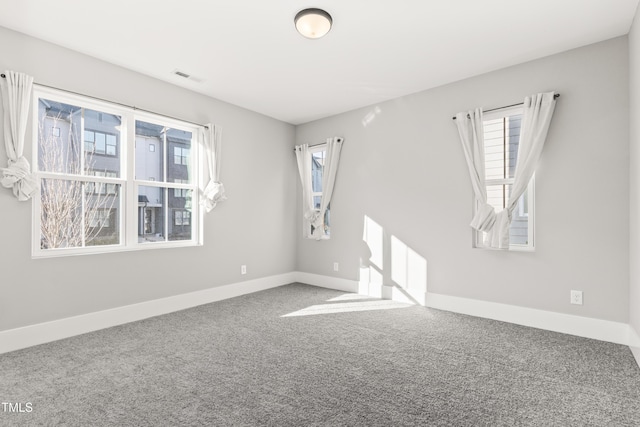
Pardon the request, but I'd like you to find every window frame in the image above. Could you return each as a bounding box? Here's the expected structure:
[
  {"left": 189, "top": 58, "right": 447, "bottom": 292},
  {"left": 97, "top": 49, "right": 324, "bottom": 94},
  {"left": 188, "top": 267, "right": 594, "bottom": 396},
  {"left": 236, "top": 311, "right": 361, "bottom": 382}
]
[
  {"left": 31, "top": 86, "right": 204, "bottom": 258},
  {"left": 474, "top": 106, "right": 535, "bottom": 251}
]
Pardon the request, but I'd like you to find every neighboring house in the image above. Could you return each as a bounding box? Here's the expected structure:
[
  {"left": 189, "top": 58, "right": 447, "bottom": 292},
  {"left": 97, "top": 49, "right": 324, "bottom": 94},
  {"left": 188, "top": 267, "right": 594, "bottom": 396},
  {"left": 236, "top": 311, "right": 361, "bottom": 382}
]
[{"left": 134, "top": 121, "right": 192, "bottom": 242}]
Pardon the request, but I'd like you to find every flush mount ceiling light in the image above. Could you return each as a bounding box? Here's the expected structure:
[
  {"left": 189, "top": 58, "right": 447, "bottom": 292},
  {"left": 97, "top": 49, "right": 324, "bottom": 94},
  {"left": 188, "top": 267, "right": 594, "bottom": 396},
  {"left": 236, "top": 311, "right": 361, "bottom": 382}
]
[{"left": 294, "top": 8, "right": 332, "bottom": 39}]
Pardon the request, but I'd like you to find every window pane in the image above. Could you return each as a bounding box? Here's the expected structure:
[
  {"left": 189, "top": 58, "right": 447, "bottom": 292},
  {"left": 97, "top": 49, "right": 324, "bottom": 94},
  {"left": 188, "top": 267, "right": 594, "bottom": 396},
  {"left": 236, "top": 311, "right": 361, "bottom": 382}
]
[
  {"left": 167, "top": 128, "right": 192, "bottom": 183},
  {"left": 169, "top": 189, "right": 192, "bottom": 241},
  {"left": 40, "top": 178, "right": 83, "bottom": 249},
  {"left": 85, "top": 109, "right": 122, "bottom": 176},
  {"left": 40, "top": 178, "right": 121, "bottom": 249},
  {"left": 483, "top": 118, "right": 505, "bottom": 180},
  {"left": 506, "top": 115, "right": 522, "bottom": 179},
  {"left": 510, "top": 189, "right": 529, "bottom": 245},
  {"left": 482, "top": 184, "right": 529, "bottom": 245},
  {"left": 138, "top": 185, "right": 165, "bottom": 243},
  {"left": 136, "top": 121, "right": 165, "bottom": 182},
  {"left": 85, "top": 184, "right": 120, "bottom": 247},
  {"left": 38, "top": 99, "right": 82, "bottom": 174},
  {"left": 483, "top": 115, "right": 522, "bottom": 181},
  {"left": 311, "top": 151, "right": 325, "bottom": 192}
]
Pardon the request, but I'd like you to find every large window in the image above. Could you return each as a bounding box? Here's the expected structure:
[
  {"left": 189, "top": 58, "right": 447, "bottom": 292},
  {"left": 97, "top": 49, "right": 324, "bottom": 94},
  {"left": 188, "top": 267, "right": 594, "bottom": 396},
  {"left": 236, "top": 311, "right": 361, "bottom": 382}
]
[
  {"left": 477, "top": 107, "right": 534, "bottom": 249},
  {"left": 33, "top": 87, "right": 202, "bottom": 257}
]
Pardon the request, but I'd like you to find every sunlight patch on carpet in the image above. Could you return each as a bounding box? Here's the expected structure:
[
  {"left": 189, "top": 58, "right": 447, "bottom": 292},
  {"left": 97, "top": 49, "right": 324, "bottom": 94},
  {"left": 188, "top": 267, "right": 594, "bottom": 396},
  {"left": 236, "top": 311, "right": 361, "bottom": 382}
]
[
  {"left": 326, "top": 293, "right": 377, "bottom": 302},
  {"left": 281, "top": 300, "right": 412, "bottom": 317}
]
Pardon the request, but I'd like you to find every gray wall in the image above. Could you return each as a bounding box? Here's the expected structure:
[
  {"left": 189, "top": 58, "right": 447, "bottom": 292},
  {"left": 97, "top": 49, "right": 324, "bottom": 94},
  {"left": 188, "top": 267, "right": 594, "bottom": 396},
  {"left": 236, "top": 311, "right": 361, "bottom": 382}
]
[
  {"left": 0, "top": 25, "right": 632, "bottom": 333},
  {"left": 630, "top": 10, "right": 640, "bottom": 338},
  {"left": 296, "top": 37, "right": 630, "bottom": 323},
  {"left": 0, "top": 26, "right": 297, "bottom": 331}
]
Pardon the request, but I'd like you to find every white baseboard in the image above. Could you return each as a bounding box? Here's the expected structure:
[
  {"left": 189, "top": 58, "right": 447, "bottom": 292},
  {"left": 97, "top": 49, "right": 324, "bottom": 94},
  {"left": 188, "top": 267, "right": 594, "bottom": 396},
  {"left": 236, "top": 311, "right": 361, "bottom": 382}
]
[
  {"left": 293, "top": 272, "right": 428, "bottom": 305},
  {"left": 2, "top": 271, "right": 638, "bottom": 368},
  {"left": 425, "top": 292, "right": 631, "bottom": 346},
  {"left": 293, "top": 273, "right": 633, "bottom": 347},
  {"left": 0, "top": 272, "right": 296, "bottom": 355},
  {"left": 631, "top": 347, "right": 640, "bottom": 367},
  {"left": 629, "top": 326, "right": 640, "bottom": 367},
  {"left": 293, "top": 271, "right": 359, "bottom": 293}
]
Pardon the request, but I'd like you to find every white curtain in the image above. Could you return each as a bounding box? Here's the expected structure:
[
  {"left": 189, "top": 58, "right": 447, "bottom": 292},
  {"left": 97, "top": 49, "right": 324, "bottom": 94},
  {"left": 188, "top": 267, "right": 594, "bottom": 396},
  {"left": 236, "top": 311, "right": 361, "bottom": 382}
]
[
  {"left": 315, "top": 137, "right": 343, "bottom": 238},
  {"left": 487, "top": 92, "right": 557, "bottom": 248},
  {"left": 456, "top": 92, "right": 557, "bottom": 249},
  {"left": 201, "top": 124, "right": 226, "bottom": 212},
  {"left": 295, "top": 144, "right": 316, "bottom": 231},
  {"left": 455, "top": 108, "right": 496, "bottom": 232},
  {"left": 0, "top": 70, "right": 37, "bottom": 201},
  {"left": 295, "top": 137, "right": 343, "bottom": 239}
]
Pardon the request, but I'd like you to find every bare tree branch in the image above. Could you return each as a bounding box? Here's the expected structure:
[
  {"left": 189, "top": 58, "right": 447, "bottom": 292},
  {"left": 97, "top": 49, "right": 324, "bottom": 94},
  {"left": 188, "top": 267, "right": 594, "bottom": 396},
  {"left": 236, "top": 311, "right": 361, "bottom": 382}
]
[{"left": 39, "top": 113, "right": 119, "bottom": 249}]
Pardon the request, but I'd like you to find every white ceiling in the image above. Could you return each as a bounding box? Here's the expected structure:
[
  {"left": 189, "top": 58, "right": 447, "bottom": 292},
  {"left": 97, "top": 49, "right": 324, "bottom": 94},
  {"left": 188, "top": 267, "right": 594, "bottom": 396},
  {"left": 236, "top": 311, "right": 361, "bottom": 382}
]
[{"left": 0, "top": 0, "right": 637, "bottom": 125}]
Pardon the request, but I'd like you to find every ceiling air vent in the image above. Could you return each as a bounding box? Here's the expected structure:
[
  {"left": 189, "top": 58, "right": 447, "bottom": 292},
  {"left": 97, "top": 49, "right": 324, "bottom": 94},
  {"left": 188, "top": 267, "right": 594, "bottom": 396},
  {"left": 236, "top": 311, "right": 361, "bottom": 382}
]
[
  {"left": 173, "top": 70, "right": 191, "bottom": 79},
  {"left": 171, "top": 69, "right": 203, "bottom": 83}
]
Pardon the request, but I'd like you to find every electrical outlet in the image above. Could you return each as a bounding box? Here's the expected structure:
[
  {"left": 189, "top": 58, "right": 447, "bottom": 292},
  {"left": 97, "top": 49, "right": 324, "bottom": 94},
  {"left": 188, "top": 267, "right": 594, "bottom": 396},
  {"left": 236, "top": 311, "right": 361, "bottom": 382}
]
[
  {"left": 570, "top": 290, "right": 583, "bottom": 305},
  {"left": 241, "top": 265, "right": 247, "bottom": 275},
  {"left": 333, "top": 262, "right": 339, "bottom": 272}
]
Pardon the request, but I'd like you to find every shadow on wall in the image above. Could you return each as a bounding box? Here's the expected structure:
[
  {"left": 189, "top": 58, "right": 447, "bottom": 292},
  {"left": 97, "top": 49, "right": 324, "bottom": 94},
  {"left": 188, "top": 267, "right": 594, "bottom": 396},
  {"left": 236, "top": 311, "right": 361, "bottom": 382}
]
[{"left": 360, "top": 215, "right": 427, "bottom": 305}]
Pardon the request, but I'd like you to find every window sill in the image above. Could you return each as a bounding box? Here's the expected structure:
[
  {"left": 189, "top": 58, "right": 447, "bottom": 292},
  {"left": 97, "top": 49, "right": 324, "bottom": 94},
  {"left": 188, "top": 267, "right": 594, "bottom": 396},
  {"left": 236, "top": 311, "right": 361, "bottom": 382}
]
[
  {"left": 473, "top": 245, "right": 534, "bottom": 252},
  {"left": 32, "top": 240, "right": 202, "bottom": 259},
  {"left": 304, "top": 235, "right": 330, "bottom": 241}
]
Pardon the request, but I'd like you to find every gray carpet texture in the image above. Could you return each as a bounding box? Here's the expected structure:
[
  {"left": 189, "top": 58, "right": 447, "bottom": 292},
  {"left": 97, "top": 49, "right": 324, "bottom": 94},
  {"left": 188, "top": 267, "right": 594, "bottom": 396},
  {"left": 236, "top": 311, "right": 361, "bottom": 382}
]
[{"left": 1, "top": 283, "right": 639, "bottom": 426}]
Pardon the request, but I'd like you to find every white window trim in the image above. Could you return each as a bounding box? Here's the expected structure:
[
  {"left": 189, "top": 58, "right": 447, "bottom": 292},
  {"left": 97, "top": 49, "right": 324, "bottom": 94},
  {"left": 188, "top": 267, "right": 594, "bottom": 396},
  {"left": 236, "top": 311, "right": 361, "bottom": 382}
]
[
  {"left": 473, "top": 106, "right": 535, "bottom": 251},
  {"left": 31, "top": 86, "right": 204, "bottom": 258}
]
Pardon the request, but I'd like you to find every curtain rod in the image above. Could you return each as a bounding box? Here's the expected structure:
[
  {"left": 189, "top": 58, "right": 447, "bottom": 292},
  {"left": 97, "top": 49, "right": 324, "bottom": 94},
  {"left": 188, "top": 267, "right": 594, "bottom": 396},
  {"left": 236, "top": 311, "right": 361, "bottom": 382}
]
[
  {"left": 0, "top": 73, "right": 208, "bottom": 129},
  {"left": 292, "top": 139, "right": 344, "bottom": 152},
  {"left": 452, "top": 93, "right": 560, "bottom": 120},
  {"left": 293, "top": 142, "right": 325, "bottom": 152}
]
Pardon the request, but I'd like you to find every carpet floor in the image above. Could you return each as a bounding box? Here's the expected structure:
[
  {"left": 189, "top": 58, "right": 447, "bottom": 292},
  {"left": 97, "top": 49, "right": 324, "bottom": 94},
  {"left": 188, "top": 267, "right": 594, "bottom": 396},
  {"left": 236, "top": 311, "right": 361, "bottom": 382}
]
[{"left": 1, "top": 283, "right": 639, "bottom": 426}]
